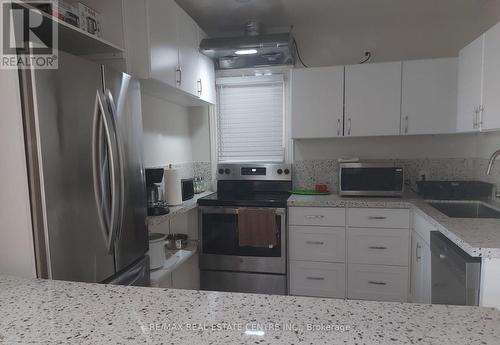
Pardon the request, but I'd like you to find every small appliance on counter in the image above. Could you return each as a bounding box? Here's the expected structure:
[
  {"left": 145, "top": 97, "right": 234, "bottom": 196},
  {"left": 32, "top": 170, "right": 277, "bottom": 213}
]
[
  {"left": 181, "top": 178, "right": 195, "bottom": 201},
  {"left": 339, "top": 162, "right": 404, "bottom": 197},
  {"left": 146, "top": 168, "right": 169, "bottom": 216}
]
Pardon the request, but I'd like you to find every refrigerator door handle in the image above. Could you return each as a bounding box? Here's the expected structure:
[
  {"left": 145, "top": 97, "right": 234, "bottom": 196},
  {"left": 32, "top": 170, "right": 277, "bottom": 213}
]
[
  {"left": 105, "top": 89, "right": 125, "bottom": 242},
  {"left": 92, "top": 89, "right": 120, "bottom": 254}
]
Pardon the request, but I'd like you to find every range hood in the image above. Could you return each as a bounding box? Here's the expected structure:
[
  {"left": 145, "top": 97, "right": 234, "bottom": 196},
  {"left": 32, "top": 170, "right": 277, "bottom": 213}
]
[{"left": 200, "top": 32, "right": 295, "bottom": 70}]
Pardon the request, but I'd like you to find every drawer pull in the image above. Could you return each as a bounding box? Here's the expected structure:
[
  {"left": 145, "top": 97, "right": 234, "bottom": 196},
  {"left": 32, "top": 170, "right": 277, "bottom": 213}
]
[
  {"left": 368, "top": 216, "right": 387, "bottom": 220},
  {"left": 306, "top": 241, "right": 325, "bottom": 245},
  {"left": 305, "top": 215, "right": 325, "bottom": 219},
  {"left": 368, "top": 281, "right": 387, "bottom": 286},
  {"left": 306, "top": 276, "right": 325, "bottom": 281},
  {"left": 368, "top": 246, "right": 387, "bottom": 250}
]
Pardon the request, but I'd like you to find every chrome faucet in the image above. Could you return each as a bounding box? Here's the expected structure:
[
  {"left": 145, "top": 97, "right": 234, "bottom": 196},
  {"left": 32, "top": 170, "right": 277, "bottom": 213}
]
[
  {"left": 486, "top": 149, "right": 500, "bottom": 175},
  {"left": 486, "top": 149, "right": 500, "bottom": 199}
]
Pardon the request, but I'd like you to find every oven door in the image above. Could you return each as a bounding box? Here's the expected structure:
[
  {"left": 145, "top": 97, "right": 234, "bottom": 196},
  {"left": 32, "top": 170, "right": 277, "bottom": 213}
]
[{"left": 198, "top": 206, "right": 286, "bottom": 274}]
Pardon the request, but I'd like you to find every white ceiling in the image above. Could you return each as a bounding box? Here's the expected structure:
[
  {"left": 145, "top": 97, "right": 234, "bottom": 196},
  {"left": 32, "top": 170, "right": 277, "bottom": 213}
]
[{"left": 176, "top": 0, "right": 500, "bottom": 66}]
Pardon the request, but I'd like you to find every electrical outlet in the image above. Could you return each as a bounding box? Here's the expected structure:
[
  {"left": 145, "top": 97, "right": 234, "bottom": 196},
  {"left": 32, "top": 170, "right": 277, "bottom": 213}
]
[{"left": 418, "top": 170, "right": 428, "bottom": 181}]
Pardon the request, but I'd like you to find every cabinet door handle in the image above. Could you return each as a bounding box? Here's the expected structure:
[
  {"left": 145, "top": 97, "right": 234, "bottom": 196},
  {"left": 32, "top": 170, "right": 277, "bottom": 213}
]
[
  {"left": 473, "top": 107, "right": 478, "bottom": 129},
  {"left": 337, "top": 118, "right": 341, "bottom": 136},
  {"left": 404, "top": 115, "right": 409, "bottom": 134},
  {"left": 368, "top": 216, "right": 387, "bottom": 220},
  {"left": 306, "top": 241, "right": 325, "bottom": 245},
  {"left": 478, "top": 105, "right": 484, "bottom": 127},
  {"left": 306, "top": 276, "right": 325, "bottom": 281},
  {"left": 347, "top": 118, "right": 352, "bottom": 135},
  {"left": 176, "top": 67, "right": 182, "bottom": 86},
  {"left": 416, "top": 243, "right": 422, "bottom": 261},
  {"left": 368, "top": 281, "right": 387, "bottom": 286},
  {"left": 305, "top": 215, "right": 325, "bottom": 219},
  {"left": 197, "top": 79, "right": 202, "bottom": 96},
  {"left": 368, "top": 246, "right": 387, "bottom": 250}
]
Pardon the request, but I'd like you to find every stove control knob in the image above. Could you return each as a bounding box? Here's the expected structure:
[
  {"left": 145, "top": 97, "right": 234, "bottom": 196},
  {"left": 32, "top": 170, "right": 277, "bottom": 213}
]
[
  {"left": 277, "top": 169, "right": 283, "bottom": 175},
  {"left": 218, "top": 168, "right": 224, "bottom": 175},
  {"left": 284, "top": 169, "right": 290, "bottom": 175},
  {"left": 225, "top": 168, "right": 231, "bottom": 175}
]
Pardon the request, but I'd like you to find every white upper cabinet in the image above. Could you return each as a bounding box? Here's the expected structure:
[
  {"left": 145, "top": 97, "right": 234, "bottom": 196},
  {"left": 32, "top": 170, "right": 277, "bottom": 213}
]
[
  {"left": 345, "top": 62, "right": 402, "bottom": 137},
  {"left": 147, "top": 0, "right": 179, "bottom": 87},
  {"left": 197, "top": 30, "right": 216, "bottom": 104},
  {"left": 482, "top": 22, "right": 500, "bottom": 131},
  {"left": 457, "top": 35, "right": 484, "bottom": 133},
  {"left": 291, "top": 66, "right": 344, "bottom": 139},
  {"left": 198, "top": 53, "right": 216, "bottom": 104},
  {"left": 401, "top": 58, "right": 458, "bottom": 135},
  {"left": 123, "top": 0, "right": 215, "bottom": 101},
  {"left": 177, "top": 8, "right": 201, "bottom": 96}
]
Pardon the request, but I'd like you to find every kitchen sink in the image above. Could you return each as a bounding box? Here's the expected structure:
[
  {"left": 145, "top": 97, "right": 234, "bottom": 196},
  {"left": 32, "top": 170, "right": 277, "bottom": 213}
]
[{"left": 427, "top": 201, "right": 500, "bottom": 219}]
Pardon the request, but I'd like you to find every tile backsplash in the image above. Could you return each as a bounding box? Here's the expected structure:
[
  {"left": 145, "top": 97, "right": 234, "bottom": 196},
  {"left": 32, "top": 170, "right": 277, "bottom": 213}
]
[
  {"left": 148, "top": 161, "right": 213, "bottom": 189},
  {"left": 293, "top": 158, "right": 500, "bottom": 193}
]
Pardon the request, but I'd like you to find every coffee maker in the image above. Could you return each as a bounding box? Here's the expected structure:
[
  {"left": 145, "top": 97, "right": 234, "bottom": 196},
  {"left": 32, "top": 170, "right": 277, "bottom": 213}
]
[{"left": 145, "top": 168, "right": 169, "bottom": 216}]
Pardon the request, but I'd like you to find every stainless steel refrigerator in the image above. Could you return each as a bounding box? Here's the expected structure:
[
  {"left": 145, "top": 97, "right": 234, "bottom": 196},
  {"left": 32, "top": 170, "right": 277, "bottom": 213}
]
[{"left": 19, "top": 51, "right": 149, "bottom": 286}]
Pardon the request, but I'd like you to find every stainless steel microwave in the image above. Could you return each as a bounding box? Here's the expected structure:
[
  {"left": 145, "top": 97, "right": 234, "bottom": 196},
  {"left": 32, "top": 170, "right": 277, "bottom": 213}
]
[{"left": 339, "top": 162, "right": 404, "bottom": 197}]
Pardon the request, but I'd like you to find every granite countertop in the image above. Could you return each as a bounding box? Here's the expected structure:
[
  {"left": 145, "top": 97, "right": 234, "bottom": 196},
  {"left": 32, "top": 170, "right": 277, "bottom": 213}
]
[
  {"left": 1, "top": 275, "right": 500, "bottom": 345},
  {"left": 288, "top": 194, "right": 500, "bottom": 258}
]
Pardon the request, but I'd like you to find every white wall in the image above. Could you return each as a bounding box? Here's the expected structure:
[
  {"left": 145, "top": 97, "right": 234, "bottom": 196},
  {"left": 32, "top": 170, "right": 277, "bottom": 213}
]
[
  {"left": 0, "top": 70, "right": 36, "bottom": 278},
  {"left": 476, "top": 131, "right": 500, "bottom": 159},
  {"left": 141, "top": 92, "right": 194, "bottom": 167},
  {"left": 294, "top": 133, "right": 479, "bottom": 161},
  {"left": 189, "top": 106, "right": 211, "bottom": 162}
]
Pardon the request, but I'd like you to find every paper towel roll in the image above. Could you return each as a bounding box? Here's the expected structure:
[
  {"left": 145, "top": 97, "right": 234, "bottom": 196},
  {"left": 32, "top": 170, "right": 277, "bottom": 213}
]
[{"left": 164, "top": 167, "right": 183, "bottom": 206}]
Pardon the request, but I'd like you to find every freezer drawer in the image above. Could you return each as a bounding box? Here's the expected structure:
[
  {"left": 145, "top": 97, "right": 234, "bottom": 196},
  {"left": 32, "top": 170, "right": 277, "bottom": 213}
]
[{"left": 105, "top": 256, "right": 150, "bottom": 287}]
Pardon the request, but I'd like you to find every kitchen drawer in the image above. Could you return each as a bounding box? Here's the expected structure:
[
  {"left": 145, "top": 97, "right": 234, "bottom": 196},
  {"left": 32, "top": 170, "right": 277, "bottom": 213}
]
[
  {"left": 347, "top": 208, "right": 410, "bottom": 229},
  {"left": 289, "top": 207, "right": 346, "bottom": 227},
  {"left": 347, "top": 228, "right": 410, "bottom": 266},
  {"left": 289, "top": 226, "right": 345, "bottom": 263},
  {"left": 348, "top": 264, "right": 409, "bottom": 302},
  {"left": 290, "top": 260, "right": 346, "bottom": 298}
]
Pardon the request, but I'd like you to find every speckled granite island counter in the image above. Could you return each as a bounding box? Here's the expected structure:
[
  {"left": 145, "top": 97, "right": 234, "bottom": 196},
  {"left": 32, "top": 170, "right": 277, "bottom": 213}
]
[{"left": 1, "top": 275, "right": 500, "bottom": 345}]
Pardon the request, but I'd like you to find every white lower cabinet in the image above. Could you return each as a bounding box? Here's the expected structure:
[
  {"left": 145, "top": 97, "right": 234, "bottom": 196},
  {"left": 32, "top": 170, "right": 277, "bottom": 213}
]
[
  {"left": 289, "top": 207, "right": 346, "bottom": 227},
  {"left": 347, "top": 264, "right": 409, "bottom": 302},
  {"left": 347, "top": 228, "right": 410, "bottom": 266},
  {"left": 289, "top": 226, "right": 345, "bottom": 262},
  {"left": 410, "top": 213, "right": 434, "bottom": 304},
  {"left": 289, "top": 261, "right": 346, "bottom": 298},
  {"left": 289, "top": 206, "right": 411, "bottom": 302}
]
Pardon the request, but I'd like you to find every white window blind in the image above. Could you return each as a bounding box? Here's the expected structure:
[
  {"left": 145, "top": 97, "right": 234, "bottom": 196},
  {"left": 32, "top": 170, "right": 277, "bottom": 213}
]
[{"left": 216, "top": 75, "right": 285, "bottom": 163}]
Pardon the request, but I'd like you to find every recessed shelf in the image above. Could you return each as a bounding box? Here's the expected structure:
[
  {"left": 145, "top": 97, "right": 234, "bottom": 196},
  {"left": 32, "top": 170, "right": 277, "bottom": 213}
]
[{"left": 20, "top": 2, "right": 125, "bottom": 57}]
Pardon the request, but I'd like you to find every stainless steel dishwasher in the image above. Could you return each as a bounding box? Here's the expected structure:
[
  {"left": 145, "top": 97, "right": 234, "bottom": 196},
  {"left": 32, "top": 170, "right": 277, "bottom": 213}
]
[{"left": 431, "top": 231, "right": 481, "bottom": 306}]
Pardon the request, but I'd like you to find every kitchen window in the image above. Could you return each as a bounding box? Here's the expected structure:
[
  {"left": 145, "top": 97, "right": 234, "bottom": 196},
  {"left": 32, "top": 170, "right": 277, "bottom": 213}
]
[{"left": 216, "top": 75, "right": 285, "bottom": 163}]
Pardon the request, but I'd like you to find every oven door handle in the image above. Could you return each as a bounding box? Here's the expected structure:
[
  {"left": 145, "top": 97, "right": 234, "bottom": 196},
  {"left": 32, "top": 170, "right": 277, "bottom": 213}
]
[{"left": 199, "top": 206, "right": 286, "bottom": 216}]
